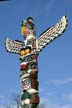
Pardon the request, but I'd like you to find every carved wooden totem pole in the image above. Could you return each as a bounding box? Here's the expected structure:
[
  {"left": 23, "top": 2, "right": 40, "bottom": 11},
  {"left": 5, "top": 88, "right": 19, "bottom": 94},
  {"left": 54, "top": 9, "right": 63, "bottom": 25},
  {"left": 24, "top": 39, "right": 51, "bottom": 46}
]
[{"left": 5, "top": 15, "right": 68, "bottom": 108}]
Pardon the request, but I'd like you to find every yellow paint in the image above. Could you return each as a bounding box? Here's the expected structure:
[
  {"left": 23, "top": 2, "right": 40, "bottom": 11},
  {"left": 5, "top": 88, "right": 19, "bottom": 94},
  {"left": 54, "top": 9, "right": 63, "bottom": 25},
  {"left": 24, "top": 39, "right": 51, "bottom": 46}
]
[
  {"left": 21, "top": 26, "right": 26, "bottom": 36},
  {"left": 25, "top": 49, "right": 30, "bottom": 54},
  {"left": 19, "top": 48, "right": 31, "bottom": 56},
  {"left": 19, "top": 50, "right": 25, "bottom": 56}
]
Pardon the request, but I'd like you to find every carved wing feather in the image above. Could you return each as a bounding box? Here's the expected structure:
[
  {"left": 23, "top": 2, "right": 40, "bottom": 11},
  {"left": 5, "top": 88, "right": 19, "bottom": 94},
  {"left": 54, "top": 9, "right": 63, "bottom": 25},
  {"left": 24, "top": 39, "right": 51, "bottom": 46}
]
[
  {"left": 37, "top": 15, "right": 68, "bottom": 52},
  {"left": 5, "top": 37, "right": 23, "bottom": 54}
]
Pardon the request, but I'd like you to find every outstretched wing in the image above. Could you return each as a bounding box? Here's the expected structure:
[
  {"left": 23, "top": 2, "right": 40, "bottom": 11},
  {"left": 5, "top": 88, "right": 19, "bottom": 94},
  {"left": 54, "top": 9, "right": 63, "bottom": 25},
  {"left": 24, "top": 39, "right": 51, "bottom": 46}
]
[
  {"left": 5, "top": 38, "right": 23, "bottom": 54},
  {"left": 37, "top": 15, "right": 68, "bottom": 52}
]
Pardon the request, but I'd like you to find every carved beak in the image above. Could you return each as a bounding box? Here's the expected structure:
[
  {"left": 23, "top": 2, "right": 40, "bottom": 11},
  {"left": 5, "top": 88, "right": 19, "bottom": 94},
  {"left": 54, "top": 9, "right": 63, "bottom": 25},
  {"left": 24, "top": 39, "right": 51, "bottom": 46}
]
[{"left": 21, "top": 26, "right": 30, "bottom": 36}]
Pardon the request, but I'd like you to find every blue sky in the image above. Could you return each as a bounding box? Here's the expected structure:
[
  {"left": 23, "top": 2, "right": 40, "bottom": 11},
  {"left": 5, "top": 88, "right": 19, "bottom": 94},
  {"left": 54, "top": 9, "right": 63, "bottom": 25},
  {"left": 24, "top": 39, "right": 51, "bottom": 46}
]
[{"left": 0, "top": 0, "right": 72, "bottom": 108}]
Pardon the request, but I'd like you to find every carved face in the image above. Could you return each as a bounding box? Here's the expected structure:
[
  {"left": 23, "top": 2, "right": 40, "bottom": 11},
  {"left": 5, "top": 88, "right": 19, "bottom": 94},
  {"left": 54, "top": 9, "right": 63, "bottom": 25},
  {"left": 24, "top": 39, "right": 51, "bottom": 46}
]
[{"left": 21, "top": 17, "right": 36, "bottom": 37}]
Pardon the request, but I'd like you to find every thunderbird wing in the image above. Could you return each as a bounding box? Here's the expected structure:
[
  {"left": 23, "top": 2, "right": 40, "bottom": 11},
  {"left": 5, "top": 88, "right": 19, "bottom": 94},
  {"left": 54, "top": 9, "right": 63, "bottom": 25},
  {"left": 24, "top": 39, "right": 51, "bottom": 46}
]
[
  {"left": 37, "top": 15, "right": 68, "bottom": 52},
  {"left": 5, "top": 38, "right": 23, "bottom": 54}
]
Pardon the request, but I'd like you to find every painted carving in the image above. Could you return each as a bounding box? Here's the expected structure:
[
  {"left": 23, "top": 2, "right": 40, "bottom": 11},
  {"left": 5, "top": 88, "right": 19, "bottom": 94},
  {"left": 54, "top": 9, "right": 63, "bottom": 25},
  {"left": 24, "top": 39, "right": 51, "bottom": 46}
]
[{"left": 5, "top": 16, "right": 68, "bottom": 108}]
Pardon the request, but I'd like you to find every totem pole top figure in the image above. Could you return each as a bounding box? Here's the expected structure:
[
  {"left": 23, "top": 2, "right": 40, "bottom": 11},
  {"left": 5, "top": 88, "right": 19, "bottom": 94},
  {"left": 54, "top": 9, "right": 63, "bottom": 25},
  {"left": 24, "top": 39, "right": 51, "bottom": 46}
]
[
  {"left": 5, "top": 15, "right": 68, "bottom": 55},
  {"left": 21, "top": 17, "right": 36, "bottom": 37}
]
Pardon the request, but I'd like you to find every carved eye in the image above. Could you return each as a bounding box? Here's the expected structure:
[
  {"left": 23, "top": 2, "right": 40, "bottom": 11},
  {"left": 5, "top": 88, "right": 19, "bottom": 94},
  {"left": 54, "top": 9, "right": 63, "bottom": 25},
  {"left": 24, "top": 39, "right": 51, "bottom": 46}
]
[
  {"left": 23, "top": 79, "right": 31, "bottom": 85},
  {"left": 27, "top": 22, "right": 34, "bottom": 30},
  {"left": 26, "top": 23, "right": 32, "bottom": 29},
  {"left": 30, "top": 62, "right": 37, "bottom": 69},
  {"left": 27, "top": 57, "right": 33, "bottom": 61},
  {"left": 27, "top": 40, "right": 30, "bottom": 45},
  {"left": 27, "top": 39, "right": 35, "bottom": 45}
]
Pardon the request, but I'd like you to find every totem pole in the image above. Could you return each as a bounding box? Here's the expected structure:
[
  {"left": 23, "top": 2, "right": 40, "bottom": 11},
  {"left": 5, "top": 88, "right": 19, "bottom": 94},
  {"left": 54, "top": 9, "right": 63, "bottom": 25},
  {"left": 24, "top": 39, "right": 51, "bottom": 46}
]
[{"left": 5, "top": 15, "right": 68, "bottom": 108}]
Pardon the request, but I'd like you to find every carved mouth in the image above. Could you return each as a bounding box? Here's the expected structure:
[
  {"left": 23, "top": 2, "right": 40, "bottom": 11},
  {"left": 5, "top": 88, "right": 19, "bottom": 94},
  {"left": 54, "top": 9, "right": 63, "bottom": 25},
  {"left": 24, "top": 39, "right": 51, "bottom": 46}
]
[{"left": 23, "top": 31, "right": 30, "bottom": 35}]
